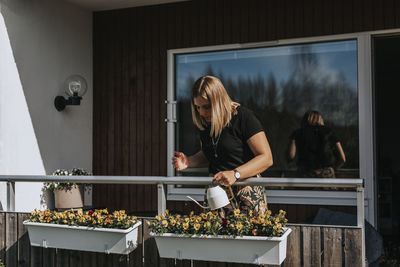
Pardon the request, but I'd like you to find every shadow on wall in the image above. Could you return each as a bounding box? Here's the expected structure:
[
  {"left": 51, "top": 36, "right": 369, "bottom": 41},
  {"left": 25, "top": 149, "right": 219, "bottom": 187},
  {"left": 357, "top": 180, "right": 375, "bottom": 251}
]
[{"left": 40, "top": 188, "right": 55, "bottom": 210}]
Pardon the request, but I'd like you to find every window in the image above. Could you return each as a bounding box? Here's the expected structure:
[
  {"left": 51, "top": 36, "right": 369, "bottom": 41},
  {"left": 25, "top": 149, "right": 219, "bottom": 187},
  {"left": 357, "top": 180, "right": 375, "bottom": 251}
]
[{"left": 167, "top": 38, "right": 360, "bottom": 201}]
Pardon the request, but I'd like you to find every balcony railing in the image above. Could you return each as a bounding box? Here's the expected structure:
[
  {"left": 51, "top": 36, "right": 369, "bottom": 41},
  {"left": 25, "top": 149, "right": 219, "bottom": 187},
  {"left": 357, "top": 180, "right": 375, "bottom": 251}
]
[{"left": 0, "top": 175, "right": 366, "bottom": 266}]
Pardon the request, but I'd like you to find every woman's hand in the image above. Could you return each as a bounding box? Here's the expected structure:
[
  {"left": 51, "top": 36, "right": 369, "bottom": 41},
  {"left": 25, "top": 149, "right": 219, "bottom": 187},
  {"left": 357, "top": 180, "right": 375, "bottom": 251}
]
[
  {"left": 213, "top": 171, "right": 236, "bottom": 186},
  {"left": 172, "top": 151, "right": 189, "bottom": 170}
]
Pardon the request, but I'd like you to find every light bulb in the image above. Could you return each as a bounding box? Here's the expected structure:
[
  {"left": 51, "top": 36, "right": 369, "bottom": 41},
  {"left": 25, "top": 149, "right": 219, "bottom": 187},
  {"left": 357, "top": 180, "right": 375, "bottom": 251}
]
[{"left": 68, "top": 81, "right": 82, "bottom": 95}]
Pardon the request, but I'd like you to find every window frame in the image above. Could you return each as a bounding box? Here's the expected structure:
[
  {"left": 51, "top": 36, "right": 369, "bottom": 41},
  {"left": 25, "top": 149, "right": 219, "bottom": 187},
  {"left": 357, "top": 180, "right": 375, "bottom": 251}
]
[{"left": 165, "top": 30, "right": 392, "bottom": 225}]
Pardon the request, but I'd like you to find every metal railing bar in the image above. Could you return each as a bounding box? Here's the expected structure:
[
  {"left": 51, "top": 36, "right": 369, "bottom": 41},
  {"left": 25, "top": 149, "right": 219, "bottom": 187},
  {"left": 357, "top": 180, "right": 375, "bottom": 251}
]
[
  {"left": 0, "top": 175, "right": 363, "bottom": 188},
  {"left": 287, "top": 223, "right": 362, "bottom": 229}
]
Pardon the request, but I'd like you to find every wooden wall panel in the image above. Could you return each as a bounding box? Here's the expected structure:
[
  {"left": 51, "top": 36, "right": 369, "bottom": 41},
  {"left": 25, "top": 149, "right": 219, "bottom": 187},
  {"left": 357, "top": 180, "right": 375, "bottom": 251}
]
[{"left": 93, "top": 0, "right": 400, "bottom": 214}]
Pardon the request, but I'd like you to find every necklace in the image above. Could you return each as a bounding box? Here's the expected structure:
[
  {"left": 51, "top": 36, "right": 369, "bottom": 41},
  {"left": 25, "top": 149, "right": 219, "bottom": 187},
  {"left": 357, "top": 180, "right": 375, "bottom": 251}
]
[{"left": 211, "top": 133, "right": 222, "bottom": 158}]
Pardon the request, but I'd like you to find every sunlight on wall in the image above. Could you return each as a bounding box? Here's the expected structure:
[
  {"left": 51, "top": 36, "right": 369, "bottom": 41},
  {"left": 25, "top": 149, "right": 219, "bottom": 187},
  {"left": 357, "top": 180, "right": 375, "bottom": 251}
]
[{"left": 0, "top": 12, "right": 46, "bottom": 211}]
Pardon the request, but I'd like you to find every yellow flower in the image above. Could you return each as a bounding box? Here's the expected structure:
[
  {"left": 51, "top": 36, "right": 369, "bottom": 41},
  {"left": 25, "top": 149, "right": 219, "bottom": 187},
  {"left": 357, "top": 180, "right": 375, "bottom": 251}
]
[
  {"left": 194, "top": 223, "right": 201, "bottom": 231},
  {"left": 165, "top": 209, "right": 169, "bottom": 215},
  {"left": 155, "top": 215, "right": 161, "bottom": 221},
  {"left": 204, "top": 221, "right": 211, "bottom": 228},
  {"left": 236, "top": 222, "right": 243, "bottom": 231},
  {"left": 201, "top": 213, "right": 207, "bottom": 220},
  {"left": 252, "top": 229, "right": 258, "bottom": 236},
  {"left": 162, "top": 220, "right": 168, "bottom": 227},
  {"left": 233, "top": 209, "right": 241, "bottom": 217},
  {"left": 183, "top": 222, "right": 189, "bottom": 230}
]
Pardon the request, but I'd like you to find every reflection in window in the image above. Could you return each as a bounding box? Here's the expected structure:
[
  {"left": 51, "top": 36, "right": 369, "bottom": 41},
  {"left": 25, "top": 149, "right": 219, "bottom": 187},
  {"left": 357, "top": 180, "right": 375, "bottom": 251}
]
[{"left": 175, "top": 40, "right": 359, "bottom": 178}]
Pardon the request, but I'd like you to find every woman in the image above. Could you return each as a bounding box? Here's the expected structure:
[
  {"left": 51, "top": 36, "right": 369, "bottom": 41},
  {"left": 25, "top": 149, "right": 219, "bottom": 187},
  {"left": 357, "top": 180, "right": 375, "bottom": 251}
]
[
  {"left": 172, "top": 75, "right": 273, "bottom": 214},
  {"left": 288, "top": 110, "right": 346, "bottom": 178}
]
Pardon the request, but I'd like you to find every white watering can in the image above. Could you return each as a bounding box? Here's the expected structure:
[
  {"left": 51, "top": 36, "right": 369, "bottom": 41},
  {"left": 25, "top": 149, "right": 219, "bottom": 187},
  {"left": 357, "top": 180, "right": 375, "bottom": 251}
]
[{"left": 187, "top": 185, "right": 230, "bottom": 210}]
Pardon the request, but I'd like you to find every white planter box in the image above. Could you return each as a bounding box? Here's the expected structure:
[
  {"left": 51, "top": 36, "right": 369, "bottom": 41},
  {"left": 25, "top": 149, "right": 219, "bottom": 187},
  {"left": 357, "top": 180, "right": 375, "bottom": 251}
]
[
  {"left": 24, "top": 221, "right": 142, "bottom": 254},
  {"left": 151, "top": 227, "right": 291, "bottom": 265}
]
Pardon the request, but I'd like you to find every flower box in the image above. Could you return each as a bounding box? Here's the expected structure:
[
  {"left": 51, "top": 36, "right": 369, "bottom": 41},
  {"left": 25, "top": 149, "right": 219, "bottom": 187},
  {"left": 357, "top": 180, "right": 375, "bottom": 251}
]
[
  {"left": 151, "top": 227, "right": 291, "bottom": 265},
  {"left": 24, "top": 221, "right": 142, "bottom": 254}
]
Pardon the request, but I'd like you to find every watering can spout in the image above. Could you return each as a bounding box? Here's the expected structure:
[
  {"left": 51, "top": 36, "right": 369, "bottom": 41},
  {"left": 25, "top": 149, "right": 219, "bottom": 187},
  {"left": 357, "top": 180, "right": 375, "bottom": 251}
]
[{"left": 186, "top": 196, "right": 208, "bottom": 209}]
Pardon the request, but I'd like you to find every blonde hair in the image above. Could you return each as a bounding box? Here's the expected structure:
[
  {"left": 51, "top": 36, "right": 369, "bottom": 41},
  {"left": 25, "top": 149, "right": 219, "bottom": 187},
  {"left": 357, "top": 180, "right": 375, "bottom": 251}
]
[
  {"left": 301, "top": 110, "right": 325, "bottom": 127},
  {"left": 191, "top": 76, "right": 239, "bottom": 137}
]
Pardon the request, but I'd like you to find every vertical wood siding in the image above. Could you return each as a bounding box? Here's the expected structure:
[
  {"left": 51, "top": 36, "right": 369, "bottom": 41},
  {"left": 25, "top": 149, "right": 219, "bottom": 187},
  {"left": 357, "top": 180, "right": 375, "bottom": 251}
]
[{"left": 93, "top": 0, "right": 400, "bottom": 213}]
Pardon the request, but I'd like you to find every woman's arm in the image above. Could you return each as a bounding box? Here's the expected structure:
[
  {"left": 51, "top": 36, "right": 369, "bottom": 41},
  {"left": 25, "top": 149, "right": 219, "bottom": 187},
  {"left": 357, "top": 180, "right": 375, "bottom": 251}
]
[
  {"left": 172, "top": 150, "right": 208, "bottom": 170},
  {"left": 213, "top": 131, "right": 273, "bottom": 186},
  {"left": 288, "top": 139, "right": 296, "bottom": 161},
  {"left": 334, "top": 142, "right": 346, "bottom": 169}
]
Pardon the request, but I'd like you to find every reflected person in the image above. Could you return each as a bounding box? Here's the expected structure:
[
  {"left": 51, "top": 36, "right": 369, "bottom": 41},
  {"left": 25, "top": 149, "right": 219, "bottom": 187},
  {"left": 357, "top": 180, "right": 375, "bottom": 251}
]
[{"left": 288, "top": 110, "right": 346, "bottom": 178}]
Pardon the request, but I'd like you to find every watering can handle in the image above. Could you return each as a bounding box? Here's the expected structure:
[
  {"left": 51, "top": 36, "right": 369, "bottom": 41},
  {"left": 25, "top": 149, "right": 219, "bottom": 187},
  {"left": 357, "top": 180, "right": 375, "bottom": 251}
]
[{"left": 186, "top": 196, "right": 209, "bottom": 209}]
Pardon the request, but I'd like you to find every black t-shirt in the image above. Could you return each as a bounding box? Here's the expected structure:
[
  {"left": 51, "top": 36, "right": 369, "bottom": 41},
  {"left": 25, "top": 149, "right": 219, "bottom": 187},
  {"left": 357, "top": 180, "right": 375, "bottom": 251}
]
[
  {"left": 199, "top": 106, "right": 264, "bottom": 174},
  {"left": 290, "top": 125, "right": 339, "bottom": 170}
]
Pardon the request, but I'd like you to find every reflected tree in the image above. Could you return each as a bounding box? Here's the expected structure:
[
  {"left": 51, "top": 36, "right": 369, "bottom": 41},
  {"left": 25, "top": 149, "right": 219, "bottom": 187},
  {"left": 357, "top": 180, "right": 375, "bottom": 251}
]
[{"left": 176, "top": 44, "right": 359, "bottom": 176}]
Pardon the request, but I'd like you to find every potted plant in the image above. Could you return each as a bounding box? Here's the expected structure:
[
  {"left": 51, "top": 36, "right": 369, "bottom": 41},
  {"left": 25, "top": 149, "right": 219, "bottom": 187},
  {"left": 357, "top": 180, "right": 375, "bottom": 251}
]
[
  {"left": 24, "top": 208, "right": 141, "bottom": 254},
  {"left": 44, "top": 168, "right": 90, "bottom": 210},
  {"left": 149, "top": 209, "right": 291, "bottom": 265}
]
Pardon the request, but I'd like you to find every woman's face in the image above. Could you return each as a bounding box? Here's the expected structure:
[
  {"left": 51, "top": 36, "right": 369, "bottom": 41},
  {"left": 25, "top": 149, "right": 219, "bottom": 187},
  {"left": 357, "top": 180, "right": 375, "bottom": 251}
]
[{"left": 193, "top": 96, "right": 211, "bottom": 123}]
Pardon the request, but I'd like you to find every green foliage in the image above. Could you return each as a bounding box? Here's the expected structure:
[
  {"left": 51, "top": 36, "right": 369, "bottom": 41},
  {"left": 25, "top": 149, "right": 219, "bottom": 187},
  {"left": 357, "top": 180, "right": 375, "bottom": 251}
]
[
  {"left": 44, "top": 168, "right": 91, "bottom": 191},
  {"left": 149, "top": 209, "right": 287, "bottom": 238},
  {"left": 28, "top": 209, "right": 137, "bottom": 229}
]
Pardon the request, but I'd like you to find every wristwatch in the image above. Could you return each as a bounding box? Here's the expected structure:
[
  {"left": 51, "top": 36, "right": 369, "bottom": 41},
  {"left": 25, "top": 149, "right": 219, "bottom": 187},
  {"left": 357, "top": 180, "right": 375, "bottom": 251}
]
[{"left": 234, "top": 169, "right": 241, "bottom": 180}]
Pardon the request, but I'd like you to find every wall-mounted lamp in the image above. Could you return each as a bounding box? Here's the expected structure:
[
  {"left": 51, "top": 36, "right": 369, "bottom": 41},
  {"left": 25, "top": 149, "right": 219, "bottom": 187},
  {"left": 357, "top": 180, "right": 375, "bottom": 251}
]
[{"left": 54, "top": 74, "right": 87, "bottom": 111}]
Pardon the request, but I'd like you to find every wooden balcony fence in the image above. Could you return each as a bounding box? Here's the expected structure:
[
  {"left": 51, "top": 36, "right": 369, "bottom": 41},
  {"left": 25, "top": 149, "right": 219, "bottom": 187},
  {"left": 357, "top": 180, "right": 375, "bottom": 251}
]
[
  {"left": 0, "top": 212, "right": 362, "bottom": 267},
  {"left": 0, "top": 175, "right": 365, "bottom": 266}
]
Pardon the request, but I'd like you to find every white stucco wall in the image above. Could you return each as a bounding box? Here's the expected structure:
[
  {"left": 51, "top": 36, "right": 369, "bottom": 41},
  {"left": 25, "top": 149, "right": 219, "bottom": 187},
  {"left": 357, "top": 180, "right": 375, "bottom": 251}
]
[{"left": 0, "top": 0, "right": 92, "bottom": 211}]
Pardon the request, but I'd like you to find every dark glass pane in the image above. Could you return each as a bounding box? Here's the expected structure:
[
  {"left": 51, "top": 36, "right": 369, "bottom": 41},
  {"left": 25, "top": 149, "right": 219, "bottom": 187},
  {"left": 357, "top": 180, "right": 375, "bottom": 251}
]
[
  {"left": 175, "top": 40, "right": 359, "bottom": 178},
  {"left": 374, "top": 36, "right": 400, "bottom": 239}
]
